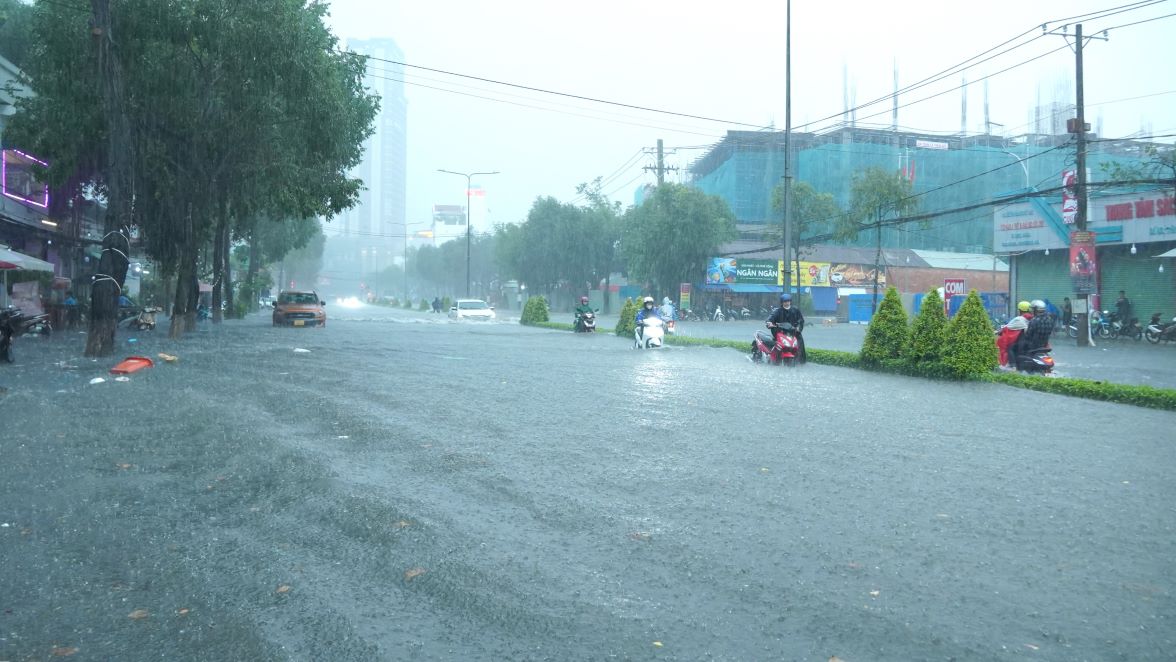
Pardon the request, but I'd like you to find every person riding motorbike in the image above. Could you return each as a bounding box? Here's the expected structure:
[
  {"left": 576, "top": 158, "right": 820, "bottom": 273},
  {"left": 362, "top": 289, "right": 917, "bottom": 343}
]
[
  {"left": 635, "top": 296, "right": 663, "bottom": 342},
  {"left": 574, "top": 296, "right": 595, "bottom": 331},
  {"left": 997, "top": 301, "right": 1032, "bottom": 368},
  {"left": 659, "top": 297, "right": 677, "bottom": 321},
  {"left": 765, "top": 293, "right": 805, "bottom": 363},
  {"left": 1015, "top": 299, "right": 1053, "bottom": 363}
]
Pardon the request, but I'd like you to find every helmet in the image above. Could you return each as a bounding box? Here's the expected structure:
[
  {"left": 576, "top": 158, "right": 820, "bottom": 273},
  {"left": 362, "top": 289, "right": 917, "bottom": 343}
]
[
  {"left": 580, "top": 296, "right": 588, "bottom": 304},
  {"left": 1017, "top": 301, "right": 1031, "bottom": 312},
  {"left": 1031, "top": 299, "right": 1046, "bottom": 311},
  {"left": 643, "top": 296, "right": 654, "bottom": 308},
  {"left": 779, "top": 293, "right": 792, "bottom": 302},
  {"left": 663, "top": 297, "right": 671, "bottom": 305}
]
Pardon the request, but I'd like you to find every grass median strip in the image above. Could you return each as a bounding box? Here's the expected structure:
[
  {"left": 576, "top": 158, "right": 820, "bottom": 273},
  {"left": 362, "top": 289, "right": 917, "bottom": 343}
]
[{"left": 522, "top": 318, "right": 1176, "bottom": 411}]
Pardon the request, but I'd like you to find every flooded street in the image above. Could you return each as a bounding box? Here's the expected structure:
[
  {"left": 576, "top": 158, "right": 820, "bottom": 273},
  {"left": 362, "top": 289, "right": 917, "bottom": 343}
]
[{"left": 2, "top": 304, "right": 1174, "bottom": 661}]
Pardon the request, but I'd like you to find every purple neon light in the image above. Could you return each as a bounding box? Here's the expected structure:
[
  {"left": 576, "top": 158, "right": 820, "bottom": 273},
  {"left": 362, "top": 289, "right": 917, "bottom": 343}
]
[{"left": 1, "top": 149, "right": 50, "bottom": 208}]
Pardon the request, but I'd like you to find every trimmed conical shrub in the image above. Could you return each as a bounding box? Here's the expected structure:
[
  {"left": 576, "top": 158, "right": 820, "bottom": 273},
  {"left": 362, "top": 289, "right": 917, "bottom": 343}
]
[
  {"left": 615, "top": 298, "right": 638, "bottom": 336},
  {"left": 860, "top": 287, "right": 909, "bottom": 365},
  {"left": 907, "top": 288, "right": 947, "bottom": 364},
  {"left": 942, "top": 289, "right": 999, "bottom": 378},
  {"left": 520, "top": 296, "right": 550, "bottom": 325}
]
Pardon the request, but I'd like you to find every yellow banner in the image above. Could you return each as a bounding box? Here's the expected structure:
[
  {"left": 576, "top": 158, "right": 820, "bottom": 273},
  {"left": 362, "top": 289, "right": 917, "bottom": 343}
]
[{"left": 796, "top": 261, "right": 833, "bottom": 287}]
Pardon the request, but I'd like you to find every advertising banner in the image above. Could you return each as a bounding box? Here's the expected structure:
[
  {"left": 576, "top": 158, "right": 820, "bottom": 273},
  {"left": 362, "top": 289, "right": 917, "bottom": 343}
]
[
  {"left": 1069, "top": 231, "right": 1098, "bottom": 294},
  {"left": 796, "top": 261, "right": 833, "bottom": 287},
  {"left": 829, "top": 263, "right": 885, "bottom": 288},
  {"left": 706, "top": 257, "right": 737, "bottom": 284},
  {"left": 735, "top": 259, "right": 780, "bottom": 285},
  {"left": 1061, "top": 170, "right": 1078, "bottom": 225},
  {"left": 679, "top": 283, "right": 691, "bottom": 312}
]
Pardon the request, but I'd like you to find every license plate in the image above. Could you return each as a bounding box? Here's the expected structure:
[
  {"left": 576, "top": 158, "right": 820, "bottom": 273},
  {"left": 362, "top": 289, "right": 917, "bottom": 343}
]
[{"left": 293, "top": 320, "right": 305, "bottom": 327}]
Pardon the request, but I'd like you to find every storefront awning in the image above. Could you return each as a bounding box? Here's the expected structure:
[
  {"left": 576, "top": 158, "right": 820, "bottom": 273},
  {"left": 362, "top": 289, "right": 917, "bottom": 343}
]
[{"left": 1155, "top": 248, "right": 1176, "bottom": 258}]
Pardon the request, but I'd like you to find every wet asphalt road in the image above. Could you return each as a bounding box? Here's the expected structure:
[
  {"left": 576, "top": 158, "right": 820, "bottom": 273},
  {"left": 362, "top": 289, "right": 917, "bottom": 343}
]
[{"left": 1, "top": 303, "right": 1174, "bottom": 661}]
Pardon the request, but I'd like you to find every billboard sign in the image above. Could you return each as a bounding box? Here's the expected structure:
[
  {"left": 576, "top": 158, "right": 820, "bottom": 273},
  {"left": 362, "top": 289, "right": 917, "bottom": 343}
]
[
  {"left": 1070, "top": 231, "right": 1098, "bottom": 294},
  {"left": 679, "top": 283, "right": 691, "bottom": 312},
  {"left": 829, "top": 263, "right": 884, "bottom": 288},
  {"left": 943, "top": 278, "right": 966, "bottom": 304},
  {"left": 1061, "top": 170, "right": 1078, "bottom": 224},
  {"left": 734, "top": 259, "right": 780, "bottom": 285},
  {"left": 797, "top": 261, "right": 832, "bottom": 287}
]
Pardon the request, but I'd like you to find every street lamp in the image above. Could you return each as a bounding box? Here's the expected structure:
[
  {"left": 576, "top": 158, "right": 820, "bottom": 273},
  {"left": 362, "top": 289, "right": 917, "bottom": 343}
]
[
  {"left": 399, "top": 221, "right": 430, "bottom": 304},
  {"left": 437, "top": 169, "right": 500, "bottom": 297}
]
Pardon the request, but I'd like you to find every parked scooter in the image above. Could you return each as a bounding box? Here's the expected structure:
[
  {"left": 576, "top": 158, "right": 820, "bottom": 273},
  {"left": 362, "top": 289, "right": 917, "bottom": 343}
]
[
  {"left": 1145, "top": 313, "right": 1176, "bottom": 344},
  {"left": 1015, "top": 347, "right": 1055, "bottom": 374},
  {"left": 0, "top": 308, "right": 20, "bottom": 363},
  {"left": 634, "top": 316, "right": 667, "bottom": 349},
  {"left": 1108, "top": 312, "right": 1143, "bottom": 341},
  {"left": 751, "top": 321, "right": 800, "bottom": 366},
  {"left": 711, "top": 306, "right": 725, "bottom": 322},
  {"left": 573, "top": 310, "right": 597, "bottom": 333}
]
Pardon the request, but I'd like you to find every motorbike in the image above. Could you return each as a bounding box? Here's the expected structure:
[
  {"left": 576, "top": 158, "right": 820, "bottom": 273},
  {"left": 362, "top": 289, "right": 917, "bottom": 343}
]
[
  {"left": 1145, "top": 313, "right": 1176, "bottom": 344},
  {"left": 0, "top": 306, "right": 51, "bottom": 362},
  {"left": 739, "top": 306, "right": 752, "bottom": 319},
  {"left": 683, "top": 309, "right": 703, "bottom": 322},
  {"left": 725, "top": 306, "right": 740, "bottom": 322},
  {"left": 1107, "top": 311, "right": 1142, "bottom": 341},
  {"left": 634, "top": 316, "right": 667, "bottom": 349},
  {"left": 121, "top": 306, "right": 162, "bottom": 331},
  {"left": 751, "top": 321, "right": 800, "bottom": 366},
  {"left": 573, "top": 310, "right": 597, "bottom": 333},
  {"left": 711, "top": 306, "right": 725, "bottom": 322},
  {"left": 1015, "top": 347, "right": 1055, "bottom": 374}
]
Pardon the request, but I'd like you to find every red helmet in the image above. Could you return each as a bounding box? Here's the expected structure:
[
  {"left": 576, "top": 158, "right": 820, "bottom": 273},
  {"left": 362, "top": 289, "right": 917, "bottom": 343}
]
[{"left": 580, "top": 296, "right": 588, "bottom": 304}]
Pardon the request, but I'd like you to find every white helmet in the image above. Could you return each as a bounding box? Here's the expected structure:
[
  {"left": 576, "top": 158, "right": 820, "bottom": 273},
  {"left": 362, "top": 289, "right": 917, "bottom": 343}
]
[
  {"left": 1031, "top": 299, "right": 1046, "bottom": 311},
  {"left": 643, "top": 296, "right": 654, "bottom": 306}
]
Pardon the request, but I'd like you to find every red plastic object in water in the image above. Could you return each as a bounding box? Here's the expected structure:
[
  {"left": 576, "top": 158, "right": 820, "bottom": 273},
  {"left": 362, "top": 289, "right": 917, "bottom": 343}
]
[{"left": 110, "top": 356, "right": 155, "bottom": 374}]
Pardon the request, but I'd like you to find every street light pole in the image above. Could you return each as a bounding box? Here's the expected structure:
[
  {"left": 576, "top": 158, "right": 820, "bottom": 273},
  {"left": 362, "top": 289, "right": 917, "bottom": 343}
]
[{"left": 438, "top": 169, "right": 499, "bottom": 297}]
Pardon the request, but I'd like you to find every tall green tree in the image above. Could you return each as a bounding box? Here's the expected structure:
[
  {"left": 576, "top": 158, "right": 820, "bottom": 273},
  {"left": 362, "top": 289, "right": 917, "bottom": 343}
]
[
  {"left": 840, "top": 167, "right": 920, "bottom": 242},
  {"left": 0, "top": 0, "right": 35, "bottom": 68},
  {"left": 771, "top": 180, "right": 841, "bottom": 286},
  {"left": 622, "top": 183, "right": 736, "bottom": 295}
]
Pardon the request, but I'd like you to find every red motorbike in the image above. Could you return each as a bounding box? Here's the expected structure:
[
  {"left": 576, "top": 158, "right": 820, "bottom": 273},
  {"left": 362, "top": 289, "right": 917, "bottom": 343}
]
[{"left": 751, "top": 321, "right": 800, "bottom": 366}]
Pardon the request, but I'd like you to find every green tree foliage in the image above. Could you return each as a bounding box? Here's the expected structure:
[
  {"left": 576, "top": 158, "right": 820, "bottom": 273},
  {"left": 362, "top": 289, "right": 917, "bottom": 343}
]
[
  {"left": 907, "top": 288, "right": 947, "bottom": 364},
  {"left": 418, "top": 298, "right": 429, "bottom": 311},
  {"left": 8, "top": 0, "right": 376, "bottom": 349},
  {"left": 860, "top": 287, "right": 908, "bottom": 365},
  {"left": 942, "top": 290, "right": 999, "bottom": 378},
  {"left": 0, "top": 0, "right": 34, "bottom": 68},
  {"left": 771, "top": 180, "right": 841, "bottom": 280},
  {"left": 615, "top": 298, "right": 638, "bottom": 337},
  {"left": 622, "top": 184, "right": 736, "bottom": 294},
  {"left": 520, "top": 296, "right": 550, "bottom": 325},
  {"left": 1100, "top": 144, "right": 1176, "bottom": 197},
  {"left": 840, "top": 167, "right": 920, "bottom": 242}
]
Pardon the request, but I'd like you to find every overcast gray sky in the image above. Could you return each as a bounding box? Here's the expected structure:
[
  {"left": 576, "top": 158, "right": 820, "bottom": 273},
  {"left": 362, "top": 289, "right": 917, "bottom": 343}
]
[{"left": 322, "top": 0, "right": 1176, "bottom": 231}]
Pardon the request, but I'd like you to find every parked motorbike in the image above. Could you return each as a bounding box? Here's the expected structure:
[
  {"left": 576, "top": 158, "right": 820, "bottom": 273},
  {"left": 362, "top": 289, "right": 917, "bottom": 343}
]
[
  {"left": 683, "top": 309, "right": 703, "bottom": 322},
  {"left": 0, "top": 308, "right": 20, "bottom": 363},
  {"left": 751, "top": 321, "right": 800, "bottom": 366},
  {"left": 1107, "top": 311, "right": 1142, "bottom": 341},
  {"left": 711, "top": 306, "right": 725, "bottom": 322},
  {"left": 1015, "top": 347, "right": 1055, "bottom": 374},
  {"left": 739, "top": 306, "right": 752, "bottom": 319},
  {"left": 1145, "top": 313, "right": 1176, "bottom": 344},
  {"left": 573, "top": 310, "right": 597, "bottom": 333},
  {"left": 17, "top": 310, "right": 52, "bottom": 337},
  {"left": 634, "top": 316, "right": 666, "bottom": 349}
]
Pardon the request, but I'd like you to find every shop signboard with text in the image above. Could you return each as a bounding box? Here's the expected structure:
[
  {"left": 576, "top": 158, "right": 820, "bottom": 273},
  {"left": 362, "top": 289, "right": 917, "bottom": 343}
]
[
  {"left": 707, "top": 257, "right": 782, "bottom": 285},
  {"left": 1069, "top": 231, "right": 1098, "bottom": 294},
  {"left": 993, "top": 191, "right": 1176, "bottom": 251}
]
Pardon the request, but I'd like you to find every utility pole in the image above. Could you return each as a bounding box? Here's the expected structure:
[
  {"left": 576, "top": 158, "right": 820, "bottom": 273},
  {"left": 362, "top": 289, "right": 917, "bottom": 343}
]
[
  {"left": 1053, "top": 22, "right": 1105, "bottom": 347},
  {"left": 437, "top": 169, "right": 499, "bottom": 298},
  {"left": 872, "top": 205, "right": 882, "bottom": 312},
  {"left": 644, "top": 139, "right": 678, "bottom": 186},
  {"left": 781, "top": 0, "right": 793, "bottom": 293}
]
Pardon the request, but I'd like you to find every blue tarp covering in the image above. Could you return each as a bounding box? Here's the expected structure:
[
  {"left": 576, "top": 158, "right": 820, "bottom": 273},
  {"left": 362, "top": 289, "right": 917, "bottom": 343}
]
[{"left": 809, "top": 287, "right": 838, "bottom": 312}]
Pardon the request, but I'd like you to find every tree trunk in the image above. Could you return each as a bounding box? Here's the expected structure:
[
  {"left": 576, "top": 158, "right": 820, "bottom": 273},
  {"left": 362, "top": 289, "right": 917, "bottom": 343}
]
[
  {"left": 221, "top": 215, "right": 234, "bottom": 318},
  {"left": 184, "top": 253, "right": 198, "bottom": 332},
  {"left": 169, "top": 258, "right": 190, "bottom": 339},
  {"left": 245, "top": 232, "right": 259, "bottom": 312},
  {"left": 211, "top": 209, "right": 224, "bottom": 324},
  {"left": 84, "top": 0, "right": 132, "bottom": 358}
]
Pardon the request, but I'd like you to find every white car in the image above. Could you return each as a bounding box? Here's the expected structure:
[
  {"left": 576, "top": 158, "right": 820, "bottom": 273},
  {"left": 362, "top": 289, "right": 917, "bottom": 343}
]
[{"left": 449, "top": 299, "right": 496, "bottom": 320}]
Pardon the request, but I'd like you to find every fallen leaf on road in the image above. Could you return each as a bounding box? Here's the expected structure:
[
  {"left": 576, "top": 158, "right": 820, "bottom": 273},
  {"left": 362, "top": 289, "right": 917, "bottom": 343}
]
[
  {"left": 404, "top": 567, "right": 427, "bottom": 581},
  {"left": 128, "top": 609, "right": 149, "bottom": 619},
  {"left": 629, "top": 532, "right": 652, "bottom": 541},
  {"left": 157, "top": 353, "right": 178, "bottom": 363},
  {"left": 177, "top": 608, "right": 190, "bottom": 615},
  {"left": 276, "top": 585, "right": 291, "bottom": 594},
  {"left": 394, "top": 520, "right": 412, "bottom": 528},
  {"left": 1024, "top": 644, "right": 1040, "bottom": 651},
  {"left": 653, "top": 641, "right": 663, "bottom": 647},
  {"left": 117, "top": 463, "right": 134, "bottom": 470},
  {"left": 829, "top": 657, "right": 844, "bottom": 662},
  {"left": 51, "top": 646, "right": 79, "bottom": 656},
  {"left": 868, "top": 590, "right": 880, "bottom": 597}
]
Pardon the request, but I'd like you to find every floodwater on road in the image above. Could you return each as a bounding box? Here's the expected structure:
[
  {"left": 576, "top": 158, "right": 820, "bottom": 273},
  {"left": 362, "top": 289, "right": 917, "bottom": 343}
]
[{"left": 2, "top": 304, "right": 1174, "bottom": 661}]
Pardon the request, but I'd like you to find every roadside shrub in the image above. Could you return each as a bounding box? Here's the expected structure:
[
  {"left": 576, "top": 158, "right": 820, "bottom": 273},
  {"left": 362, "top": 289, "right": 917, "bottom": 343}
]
[
  {"left": 615, "top": 298, "right": 637, "bottom": 336},
  {"left": 418, "top": 299, "right": 429, "bottom": 311},
  {"left": 988, "top": 372, "right": 1176, "bottom": 411},
  {"left": 386, "top": 297, "right": 399, "bottom": 307},
  {"left": 942, "top": 289, "right": 998, "bottom": 378},
  {"left": 520, "top": 296, "right": 550, "bottom": 325},
  {"left": 907, "top": 288, "right": 947, "bottom": 364},
  {"left": 860, "top": 287, "right": 908, "bottom": 365},
  {"left": 442, "top": 296, "right": 452, "bottom": 311},
  {"left": 402, "top": 297, "right": 413, "bottom": 309}
]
